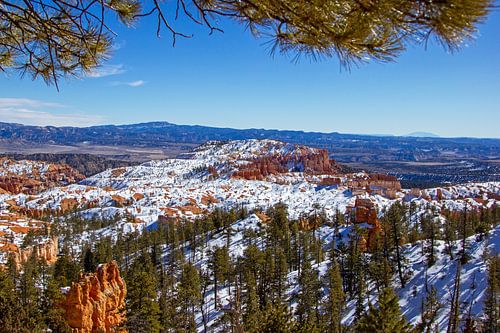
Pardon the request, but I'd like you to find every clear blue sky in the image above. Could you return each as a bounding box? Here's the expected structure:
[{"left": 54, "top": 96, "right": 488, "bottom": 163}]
[{"left": 1, "top": 7, "right": 499, "bottom": 138}]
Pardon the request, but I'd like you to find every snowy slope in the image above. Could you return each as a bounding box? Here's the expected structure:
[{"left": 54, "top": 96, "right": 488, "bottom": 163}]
[
  {"left": 0, "top": 140, "right": 496, "bottom": 229},
  {"left": 156, "top": 213, "right": 499, "bottom": 332}
]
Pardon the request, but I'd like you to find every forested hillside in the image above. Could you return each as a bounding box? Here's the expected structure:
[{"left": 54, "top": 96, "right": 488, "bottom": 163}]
[{"left": 1, "top": 202, "right": 498, "bottom": 332}]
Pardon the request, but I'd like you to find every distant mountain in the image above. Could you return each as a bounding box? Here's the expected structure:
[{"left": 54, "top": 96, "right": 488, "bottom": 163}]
[
  {"left": 406, "top": 131, "right": 440, "bottom": 138},
  {"left": 0, "top": 121, "right": 495, "bottom": 151}
]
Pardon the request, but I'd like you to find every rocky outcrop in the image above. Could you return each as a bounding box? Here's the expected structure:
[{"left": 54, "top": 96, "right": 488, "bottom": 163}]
[
  {"left": 347, "top": 173, "right": 401, "bottom": 198},
  {"left": 12, "top": 237, "right": 58, "bottom": 269},
  {"left": 350, "top": 198, "right": 382, "bottom": 250},
  {"left": 62, "top": 261, "right": 127, "bottom": 333},
  {"left": 0, "top": 158, "right": 85, "bottom": 194},
  {"left": 367, "top": 174, "right": 402, "bottom": 191},
  {"left": 353, "top": 198, "right": 378, "bottom": 225},
  {"left": 232, "top": 147, "right": 341, "bottom": 180}
]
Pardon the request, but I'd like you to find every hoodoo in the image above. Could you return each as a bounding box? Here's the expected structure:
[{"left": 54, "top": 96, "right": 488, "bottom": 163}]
[{"left": 62, "top": 261, "right": 127, "bottom": 333}]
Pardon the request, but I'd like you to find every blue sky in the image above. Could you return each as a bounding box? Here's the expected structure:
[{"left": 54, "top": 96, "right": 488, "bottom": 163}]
[{"left": 1, "top": 7, "right": 499, "bottom": 138}]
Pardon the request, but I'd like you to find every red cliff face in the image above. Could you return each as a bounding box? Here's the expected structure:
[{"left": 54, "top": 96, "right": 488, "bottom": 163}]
[
  {"left": 232, "top": 147, "right": 341, "bottom": 180},
  {"left": 62, "top": 261, "right": 127, "bottom": 333},
  {"left": 368, "top": 174, "right": 402, "bottom": 191},
  {"left": 12, "top": 237, "right": 58, "bottom": 269},
  {"left": 353, "top": 198, "right": 378, "bottom": 225},
  {"left": 0, "top": 158, "right": 85, "bottom": 195}
]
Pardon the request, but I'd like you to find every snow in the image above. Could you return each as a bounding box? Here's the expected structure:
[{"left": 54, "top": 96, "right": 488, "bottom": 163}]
[
  {"left": 0, "top": 139, "right": 498, "bottom": 331},
  {"left": 155, "top": 212, "right": 500, "bottom": 332}
]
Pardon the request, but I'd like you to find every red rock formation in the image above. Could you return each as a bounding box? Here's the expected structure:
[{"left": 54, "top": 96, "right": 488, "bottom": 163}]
[
  {"left": 347, "top": 173, "right": 401, "bottom": 197},
  {"left": 351, "top": 198, "right": 383, "bottom": 251},
  {"left": 0, "top": 235, "right": 58, "bottom": 269},
  {"left": 12, "top": 237, "right": 58, "bottom": 269},
  {"left": 132, "top": 193, "right": 144, "bottom": 201},
  {"left": 0, "top": 158, "right": 84, "bottom": 195},
  {"left": 353, "top": 198, "right": 378, "bottom": 225},
  {"left": 368, "top": 174, "right": 401, "bottom": 190},
  {"left": 232, "top": 147, "right": 341, "bottom": 180},
  {"left": 319, "top": 177, "right": 341, "bottom": 186},
  {"left": 62, "top": 261, "right": 127, "bottom": 333}
]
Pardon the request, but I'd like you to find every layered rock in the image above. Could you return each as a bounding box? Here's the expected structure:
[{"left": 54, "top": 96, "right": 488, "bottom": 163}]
[
  {"left": 232, "top": 145, "right": 341, "bottom": 180},
  {"left": 0, "top": 158, "right": 85, "bottom": 194},
  {"left": 11, "top": 237, "right": 58, "bottom": 269},
  {"left": 352, "top": 198, "right": 378, "bottom": 225},
  {"left": 347, "top": 173, "right": 401, "bottom": 198},
  {"left": 350, "top": 198, "right": 381, "bottom": 250},
  {"left": 62, "top": 261, "right": 127, "bottom": 333}
]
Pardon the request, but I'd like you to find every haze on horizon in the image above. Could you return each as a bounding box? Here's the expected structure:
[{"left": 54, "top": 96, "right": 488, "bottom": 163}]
[{"left": 0, "top": 9, "right": 499, "bottom": 139}]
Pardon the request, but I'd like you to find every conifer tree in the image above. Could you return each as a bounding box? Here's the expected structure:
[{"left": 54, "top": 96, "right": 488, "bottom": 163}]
[
  {"left": 126, "top": 254, "right": 162, "bottom": 333},
  {"left": 483, "top": 254, "right": 499, "bottom": 333},
  {"left": 209, "top": 246, "right": 232, "bottom": 309},
  {"left": 176, "top": 262, "right": 202, "bottom": 332},
  {"left": 417, "top": 286, "right": 442, "bottom": 333},
  {"left": 0, "top": 265, "right": 21, "bottom": 331},
  {"left": 323, "top": 259, "right": 345, "bottom": 333},
  {"left": 447, "top": 260, "right": 462, "bottom": 333},
  {"left": 258, "top": 304, "right": 296, "bottom": 333},
  {"left": 422, "top": 213, "right": 439, "bottom": 267},
  {"left": 0, "top": 0, "right": 492, "bottom": 88},
  {"left": 386, "top": 202, "right": 407, "bottom": 288},
  {"left": 356, "top": 287, "right": 413, "bottom": 333},
  {"left": 243, "top": 274, "right": 262, "bottom": 333},
  {"left": 296, "top": 260, "right": 321, "bottom": 325},
  {"left": 54, "top": 253, "right": 81, "bottom": 287},
  {"left": 18, "top": 253, "right": 44, "bottom": 331},
  {"left": 41, "top": 265, "right": 72, "bottom": 333}
]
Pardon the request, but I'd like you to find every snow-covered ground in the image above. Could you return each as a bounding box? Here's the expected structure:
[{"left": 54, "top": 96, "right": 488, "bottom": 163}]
[
  {"left": 1, "top": 140, "right": 497, "bottom": 228},
  {"left": 154, "top": 212, "right": 499, "bottom": 332},
  {"left": 0, "top": 140, "right": 498, "bottom": 330}
]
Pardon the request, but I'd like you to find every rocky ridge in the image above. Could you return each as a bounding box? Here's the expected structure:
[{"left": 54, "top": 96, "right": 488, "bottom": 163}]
[
  {"left": 0, "top": 157, "right": 85, "bottom": 194},
  {"left": 0, "top": 140, "right": 497, "bottom": 227}
]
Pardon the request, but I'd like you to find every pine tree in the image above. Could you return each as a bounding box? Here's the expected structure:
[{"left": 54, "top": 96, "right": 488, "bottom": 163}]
[
  {"left": 41, "top": 265, "right": 72, "bottom": 333},
  {"left": 273, "top": 246, "right": 289, "bottom": 303},
  {"left": 296, "top": 260, "right": 321, "bottom": 325},
  {"left": 447, "top": 260, "right": 462, "bottom": 333},
  {"left": 176, "top": 262, "right": 202, "bottom": 332},
  {"left": 483, "top": 254, "right": 499, "bottom": 333},
  {"left": 209, "top": 246, "right": 232, "bottom": 309},
  {"left": 126, "top": 254, "right": 162, "bottom": 333},
  {"left": 54, "top": 253, "right": 81, "bottom": 287},
  {"left": 417, "top": 286, "right": 442, "bottom": 333},
  {"left": 243, "top": 274, "right": 262, "bottom": 332},
  {"left": 258, "top": 304, "right": 296, "bottom": 333},
  {"left": 18, "top": 253, "right": 45, "bottom": 331},
  {"left": 422, "top": 213, "right": 439, "bottom": 267},
  {"left": 356, "top": 287, "right": 413, "bottom": 333},
  {"left": 0, "top": 265, "right": 21, "bottom": 331},
  {"left": 323, "top": 259, "right": 345, "bottom": 333},
  {"left": 386, "top": 202, "right": 407, "bottom": 288}
]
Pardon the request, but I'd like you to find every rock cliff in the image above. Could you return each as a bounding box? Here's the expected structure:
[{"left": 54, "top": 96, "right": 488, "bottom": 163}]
[
  {"left": 232, "top": 146, "right": 341, "bottom": 180},
  {"left": 62, "top": 261, "right": 127, "bottom": 333},
  {"left": 11, "top": 237, "right": 58, "bottom": 269},
  {"left": 0, "top": 158, "right": 85, "bottom": 194}
]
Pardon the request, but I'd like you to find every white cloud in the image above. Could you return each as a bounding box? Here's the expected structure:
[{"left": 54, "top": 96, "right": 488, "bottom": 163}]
[
  {"left": 87, "top": 64, "right": 126, "bottom": 78},
  {"left": 0, "top": 98, "right": 105, "bottom": 127},
  {"left": 126, "top": 80, "right": 146, "bottom": 87},
  {"left": 0, "top": 98, "right": 63, "bottom": 108},
  {"left": 110, "top": 80, "right": 146, "bottom": 87}
]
